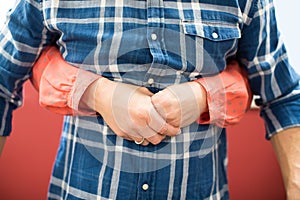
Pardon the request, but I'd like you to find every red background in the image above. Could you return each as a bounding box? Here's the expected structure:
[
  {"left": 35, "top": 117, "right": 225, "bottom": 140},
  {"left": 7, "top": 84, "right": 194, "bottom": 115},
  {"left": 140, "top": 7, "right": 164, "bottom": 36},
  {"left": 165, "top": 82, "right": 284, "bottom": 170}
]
[{"left": 0, "top": 82, "right": 285, "bottom": 199}]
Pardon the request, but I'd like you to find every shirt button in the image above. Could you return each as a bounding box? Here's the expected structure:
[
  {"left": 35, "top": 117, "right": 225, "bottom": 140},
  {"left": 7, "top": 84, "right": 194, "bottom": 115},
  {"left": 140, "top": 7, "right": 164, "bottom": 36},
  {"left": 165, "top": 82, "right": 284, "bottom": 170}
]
[
  {"left": 151, "top": 33, "right": 157, "bottom": 41},
  {"left": 212, "top": 32, "right": 219, "bottom": 39},
  {"left": 142, "top": 183, "right": 149, "bottom": 191},
  {"left": 147, "top": 78, "right": 154, "bottom": 85}
]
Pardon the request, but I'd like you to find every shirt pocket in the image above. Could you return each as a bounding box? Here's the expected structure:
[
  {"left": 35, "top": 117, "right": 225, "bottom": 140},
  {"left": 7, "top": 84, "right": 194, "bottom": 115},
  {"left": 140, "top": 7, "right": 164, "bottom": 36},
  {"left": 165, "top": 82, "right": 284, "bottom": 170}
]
[
  {"left": 182, "top": 20, "right": 241, "bottom": 41},
  {"left": 180, "top": 20, "right": 241, "bottom": 75}
]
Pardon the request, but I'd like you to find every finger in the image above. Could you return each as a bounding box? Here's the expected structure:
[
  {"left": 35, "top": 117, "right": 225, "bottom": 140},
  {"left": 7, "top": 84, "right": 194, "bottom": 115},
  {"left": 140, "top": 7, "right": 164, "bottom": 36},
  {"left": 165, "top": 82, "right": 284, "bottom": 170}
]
[
  {"left": 104, "top": 117, "right": 142, "bottom": 142},
  {"left": 161, "top": 123, "right": 181, "bottom": 137},
  {"left": 136, "top": 124, "right": 166, "bottom": 145},
  {"left": 133, "top": 137, "right": 145, "bottom": 145},
  {"left": 146, "top": 132, "right": 166, "bottom": 145},
  {"left": 151, "top": 91, "right": 171, "bottom": 119},
  {"left": 122, "top": 126, "right": 152, "bottom": 146},
  {"left": 108, "top": 125, "right": 152, "bottom": 146},
  {"left": 141, "top": 139, "right": 150, "bottom": 146},
  {"left": 158, "top": 125, "right": 168, "bottom": 135},
  {"left": 151, "top": 90, "right": 182, "bottom": 128},
  {"left": 147, "top": 104, "right": 181, "bottom": 136},
  {"left": 147, "top": 104, "right": 169, "bottom": 133},
  {"left": 115, "top": 131, "right": 135, "bottom": 141}
]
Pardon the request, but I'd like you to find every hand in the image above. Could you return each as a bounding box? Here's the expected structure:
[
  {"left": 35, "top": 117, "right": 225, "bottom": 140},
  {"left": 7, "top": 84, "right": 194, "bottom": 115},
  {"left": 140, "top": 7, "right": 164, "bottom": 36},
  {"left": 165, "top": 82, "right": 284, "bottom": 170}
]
[
  {"left": 83, "top": 78, "right": 180, "bottom": 145},
  {"left": 151, "top": 81, "right": 207, "bottom": 129}
]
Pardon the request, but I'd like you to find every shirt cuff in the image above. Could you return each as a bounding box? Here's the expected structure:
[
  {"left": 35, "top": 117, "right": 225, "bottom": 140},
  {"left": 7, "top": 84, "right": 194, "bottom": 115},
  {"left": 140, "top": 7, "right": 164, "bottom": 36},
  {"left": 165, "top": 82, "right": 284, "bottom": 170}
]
[
  {"left": 260, "top": 91, "right": 300, "bottom": 139},
  {"left": 195, "top": 77, "right": 226, "bottom": 127},
  {"left": 194, "top": 61, "right": 252, "bottom": 127},
  {"left": 34, "top": 46, "right": 101, "bottom": 116},
  {"left": 68, "top": 69, "right": 100, "bottom": 115}
]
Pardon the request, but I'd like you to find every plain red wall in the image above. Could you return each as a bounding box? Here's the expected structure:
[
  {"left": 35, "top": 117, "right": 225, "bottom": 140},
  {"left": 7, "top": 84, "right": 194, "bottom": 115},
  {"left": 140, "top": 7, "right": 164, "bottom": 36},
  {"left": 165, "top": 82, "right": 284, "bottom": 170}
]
[{"left": 0, "top": 82, "right": 285, "bottom": 199}]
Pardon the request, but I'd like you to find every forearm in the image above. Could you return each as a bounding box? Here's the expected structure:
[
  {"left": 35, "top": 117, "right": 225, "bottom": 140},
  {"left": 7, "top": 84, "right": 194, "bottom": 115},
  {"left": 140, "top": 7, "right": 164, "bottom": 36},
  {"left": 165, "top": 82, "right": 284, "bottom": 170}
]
[
  {"left": 0, "top": 136, "right": 7, "bottom": 157},
  {"left": 32, "top": 46, "right": 251, "bottom": 127},
  {"left": 271, "top": 127, "right": 300, "bottom": 199}
]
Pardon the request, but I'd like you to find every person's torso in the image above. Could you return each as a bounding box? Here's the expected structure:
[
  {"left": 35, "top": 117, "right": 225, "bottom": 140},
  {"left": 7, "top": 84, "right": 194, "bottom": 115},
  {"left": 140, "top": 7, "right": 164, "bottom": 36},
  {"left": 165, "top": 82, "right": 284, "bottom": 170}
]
[{"left": 43, "top": 0, "right": 244, "bottom": 88}]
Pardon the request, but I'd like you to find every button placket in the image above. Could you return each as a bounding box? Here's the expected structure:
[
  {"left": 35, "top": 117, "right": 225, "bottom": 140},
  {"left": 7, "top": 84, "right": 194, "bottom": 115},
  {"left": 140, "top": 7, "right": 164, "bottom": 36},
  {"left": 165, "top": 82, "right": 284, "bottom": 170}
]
[
  {"left": 147, "top": 78, "right": 154, "bottom": 85},
  {"left": 151, "top": 33, "right": 157, "bottom": 41},
  {"left": 144, "top": 0, "right": 166, "bottom": 88}
]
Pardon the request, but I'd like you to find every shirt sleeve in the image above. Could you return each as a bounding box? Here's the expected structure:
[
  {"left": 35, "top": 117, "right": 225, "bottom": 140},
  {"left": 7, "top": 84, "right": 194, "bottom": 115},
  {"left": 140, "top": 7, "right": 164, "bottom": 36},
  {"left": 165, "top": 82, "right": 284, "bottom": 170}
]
[
  {"left": 237, "top": 0, "right": 300, "bottom": 139},
  {"left": 31, "top": 46, "right": 100, "bottom": 115},
  {"left": 33, "top": 46, "right": 252, "bottom": 126},
  {"left": 0, "top": 0, "right": 57, "bottom": 136},
  {"left": 195, "top": 61, "right": 252, "bottom": 128}
]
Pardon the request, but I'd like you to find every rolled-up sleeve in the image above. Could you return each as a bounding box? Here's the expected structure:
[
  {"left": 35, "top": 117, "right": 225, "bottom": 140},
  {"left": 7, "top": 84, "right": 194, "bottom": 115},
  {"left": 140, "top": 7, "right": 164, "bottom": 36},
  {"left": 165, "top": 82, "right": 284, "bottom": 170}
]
[
  {"left": 237, "top": 0, "right": 300, "bottom": 139},
  {"left": 0, "top": 0, "right": 57, "bottom": 136},
  {"left": 31, "top": 46, "right": 100, "bottom": 116}
]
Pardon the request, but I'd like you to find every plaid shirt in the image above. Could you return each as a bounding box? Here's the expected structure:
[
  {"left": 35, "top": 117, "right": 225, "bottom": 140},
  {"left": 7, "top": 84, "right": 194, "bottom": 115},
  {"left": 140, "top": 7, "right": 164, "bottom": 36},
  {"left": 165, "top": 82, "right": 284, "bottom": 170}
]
[{"left": 1, "top": 0, "right": 300, "bottom": 199}]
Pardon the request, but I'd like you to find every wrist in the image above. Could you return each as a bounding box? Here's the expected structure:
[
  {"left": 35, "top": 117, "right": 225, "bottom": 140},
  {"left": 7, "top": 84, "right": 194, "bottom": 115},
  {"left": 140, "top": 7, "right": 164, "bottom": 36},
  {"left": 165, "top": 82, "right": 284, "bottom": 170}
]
[
  {"left": 189, "top": 81, "right": 208, "bottom": 115},
  {"left": 92, "top": 77, "right": 116, "bottom": 114},
  {"left": 80, "top": 77, "right": 105, "bottom": 111}
]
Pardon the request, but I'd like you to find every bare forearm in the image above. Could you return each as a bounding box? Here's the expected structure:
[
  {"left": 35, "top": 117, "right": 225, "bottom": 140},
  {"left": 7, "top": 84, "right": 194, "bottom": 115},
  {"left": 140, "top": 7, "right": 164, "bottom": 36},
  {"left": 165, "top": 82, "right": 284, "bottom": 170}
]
[
  {"left": 0, "top": 136, "right": 7, "bottom": 157},
  {"left": 271, "top": 127, "right": 300, "bottom": 199}
]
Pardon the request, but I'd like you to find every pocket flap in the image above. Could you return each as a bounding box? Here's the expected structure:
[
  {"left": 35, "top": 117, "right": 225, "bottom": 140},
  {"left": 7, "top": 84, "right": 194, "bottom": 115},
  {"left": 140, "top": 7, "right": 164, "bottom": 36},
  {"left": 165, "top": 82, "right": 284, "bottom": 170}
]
[{"left": 182, "top": 20, "right": 241, "bottom": 41}]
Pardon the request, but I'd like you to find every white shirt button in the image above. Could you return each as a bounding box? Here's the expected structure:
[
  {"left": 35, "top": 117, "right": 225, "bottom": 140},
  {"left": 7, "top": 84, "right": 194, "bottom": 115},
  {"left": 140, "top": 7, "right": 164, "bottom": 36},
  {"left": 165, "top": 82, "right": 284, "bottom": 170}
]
[
  {"left": 147, "top": 78, "right": 154, "bottom": 85},
  {"left": 212, "top": 32, "right": 219, "bottom": 39},
  {"left": 151, "top": 33, "right": 157, "bottom": 41},
  {"left": 142, "top": 183, "right": 149, "bottom": 191}
]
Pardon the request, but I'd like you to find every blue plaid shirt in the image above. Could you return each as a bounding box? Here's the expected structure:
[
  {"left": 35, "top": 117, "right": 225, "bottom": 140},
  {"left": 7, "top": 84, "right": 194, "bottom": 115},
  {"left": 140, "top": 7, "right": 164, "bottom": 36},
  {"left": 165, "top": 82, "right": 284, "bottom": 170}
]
[{"left": 1, "top": 0, "right": 300, "bottom": 199}]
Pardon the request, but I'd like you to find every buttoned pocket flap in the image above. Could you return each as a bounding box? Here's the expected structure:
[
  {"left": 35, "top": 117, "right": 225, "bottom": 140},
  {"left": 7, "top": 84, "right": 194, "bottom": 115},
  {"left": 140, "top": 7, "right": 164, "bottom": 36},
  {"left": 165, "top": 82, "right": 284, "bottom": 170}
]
[{"left": 182, "top": 20, "right": 241, "bottom": 42}]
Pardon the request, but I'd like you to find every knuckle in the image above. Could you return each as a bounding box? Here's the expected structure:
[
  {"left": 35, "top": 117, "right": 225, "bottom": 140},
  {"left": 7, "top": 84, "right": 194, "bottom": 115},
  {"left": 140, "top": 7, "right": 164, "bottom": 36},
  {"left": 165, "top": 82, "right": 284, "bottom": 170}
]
[
  {"left": 132, "top": 109, "right": 148, "bottom": 121},
  {"left": 137, "top": 110, "right": 148, "bottom": 120},
  {"left": 168, "top": 132, "right": 177, "bottom": 136},
  {"left": 168, "top": 128, "right": 180, "bottom": 136}
]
